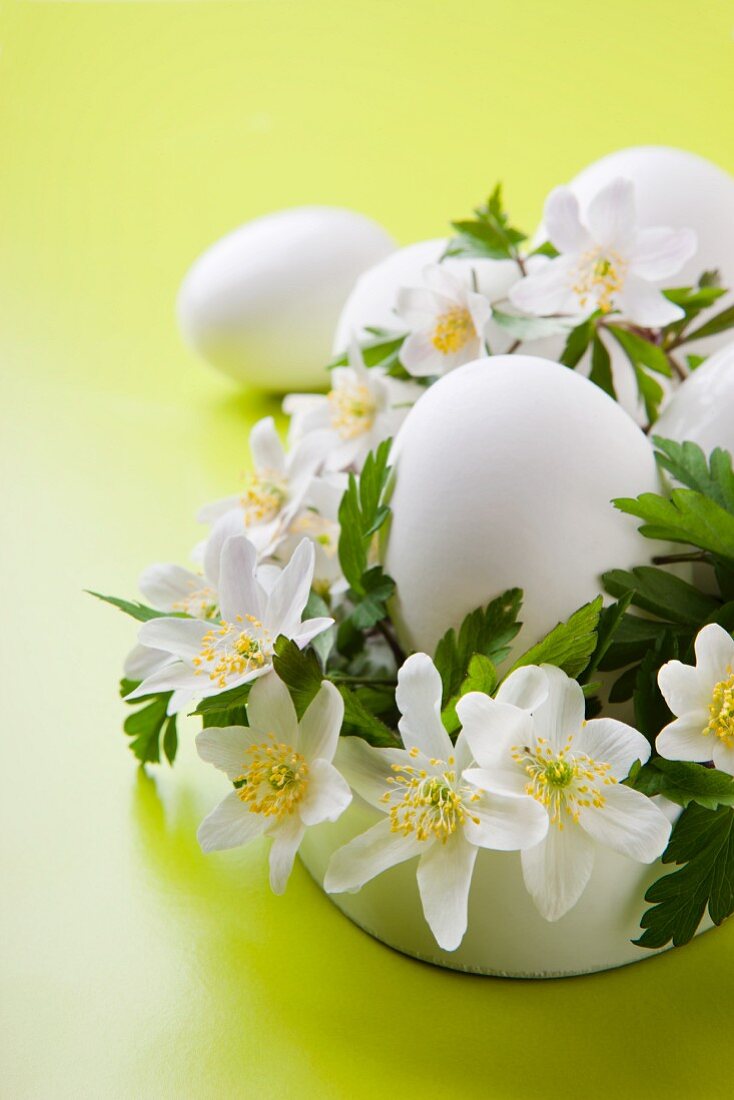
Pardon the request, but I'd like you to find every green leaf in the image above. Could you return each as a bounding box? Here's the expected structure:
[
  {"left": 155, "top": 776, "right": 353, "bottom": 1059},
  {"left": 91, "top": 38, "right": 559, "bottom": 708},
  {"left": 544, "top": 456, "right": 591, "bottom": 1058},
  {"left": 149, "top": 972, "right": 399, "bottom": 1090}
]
[
  {"left": 635, "top": 803, "right": 734, "bottom": 948},
  {"left": 560, "top": 315, "right": 596, "bottom": 368},
  {"left": 652, "top": 436, "right": 734, "bottom": 515},
  {"left": 632, "top": 633, "right": 677, "bottom": 744},
  {"left": 337, "top": 439, "right": 393, "bottom": 592},
  {"left": 491, "top": 308, "right": 570, "bottom": 341},
  {"left": 607, "top": 324, "right": 672, "bottom": 378},
  {"left": 272, "top": 636, "right": 324, "bottom": 721},
  {"left": 580, "top": 594, "right": 632, "bottom": 683},
  {"left": 682, "top": 304, "right": 734, "bottom": 343},
  {"left": 338, "top": 687, "right": 399, "bottom": 747},
  {"left": 628, "top": 758, "right": 734, "bottom": 811},
  {"left": 329, "top": 331, "right": 406, "bottom": 371},
  {"left": 192, "top": 681, "right": 253, "bottom": 719},
  {"left": 589, "top": 332, "right": 616, "bottom": 399},
  {"left": 348, "top": 567, "right": 396, "bottom": 630},
  {"left": 442, "top": 653, "right": 498, "bottom": 735},
  {"left": 510, "top": 596, "right": 603, "bottom": 680},
  {"left": 120, "top": 681, "right": 177, "bottom": 765},
  {"left": 529, "top": 241, "right": 560, "bottom": 259},
  {"left": 445, "top": 183, "right": 527, "bottom": 261},
  {"left": 87, "top": 591, "right": 177, "bottom": 623},
  {"left": 632, "top": 365, "right": 665, "bottom": 424},
  {"left": 602, "top": 565, "right": 720, "bottom": 625},
  {"left": 433, "top": 588, "right": 523, "bottom": 706},
  {"left": 303, "top": 590, "right": 336, "bottom": 667},
  {"left": 613, "top": 489, "right": 734, "bottom": 561}
]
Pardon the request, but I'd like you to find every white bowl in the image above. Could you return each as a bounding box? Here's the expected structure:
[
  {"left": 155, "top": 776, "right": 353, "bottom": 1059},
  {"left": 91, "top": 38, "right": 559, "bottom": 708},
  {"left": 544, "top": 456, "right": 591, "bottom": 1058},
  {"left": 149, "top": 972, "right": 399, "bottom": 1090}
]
[{"left": 299, "top": 796, "right": 712, "bottom": 978}]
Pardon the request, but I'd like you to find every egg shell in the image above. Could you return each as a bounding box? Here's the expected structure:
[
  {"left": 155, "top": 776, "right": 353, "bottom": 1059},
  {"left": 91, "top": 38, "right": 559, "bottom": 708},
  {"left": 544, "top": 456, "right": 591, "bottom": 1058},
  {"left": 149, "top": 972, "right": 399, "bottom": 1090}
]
[
  {"left": 383, "top": 355, "right": 661, "bottom": 659},
  {"left": 178, "top": 206, "right": 395, "bottom": 392},
  {"left": 655, "top": 341, "right": 734, "bottom": 455},
  {"left": 332, "top": 238, "right": 520, "bottom": 355}
]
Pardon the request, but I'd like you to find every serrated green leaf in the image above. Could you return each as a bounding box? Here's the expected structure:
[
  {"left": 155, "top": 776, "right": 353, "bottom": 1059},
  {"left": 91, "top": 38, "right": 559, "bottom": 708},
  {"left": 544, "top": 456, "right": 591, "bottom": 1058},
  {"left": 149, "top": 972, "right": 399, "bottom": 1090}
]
[
  {"left": 560, "top": 315, "right": 596, "bottom": 368},
  {"left": 122, "top": 691, "right": 175, "bottom": 765},
  {"left": 653, "top": 436, "right": 734, "bottom": 515},
  {"left": 682, "top": 304, "right": 734, "bottom": 343},
  {"left": 635, "top": 803, "right": 734, "bottom": 948},
  {"left": 433, "top": 589, "right": 523, "bottom": 706},
  {"left": 338, "top": 686, "right": 399, "bottom": 747},
  {"left": 510, "top": 597, "right": 602, "bottom": 680},
  {"left": 491, "top": 308, "right": 570, "bottom": 341},
  {"left": 633, "top": 633, "right": 678, "bottom": 743},
  {"left": 628, "top": 758, "right": 734, "bottom": 810},
  {"left": 272, "top": 636, "right": 324, "bottom": 721},
  {"left": 589, "top": 332, "right": 616, "bottom": 399},
  {"left": 192, "top": 681, "right": 253, "bottom": 718},
  {"left": 442, "top": 653, "right": 498, "bottom": 735},
  {"left": 580, "top": 594, "right": 632, "bottom": 683},
  {"left": 613, "top": 489, "right": 734, "bottom": 561},
  {"left": 607, "top": 325, "right": 672, "bottom": 378},
  {"left": 602, "top": 565, "right": 720, "bottom": 625}
]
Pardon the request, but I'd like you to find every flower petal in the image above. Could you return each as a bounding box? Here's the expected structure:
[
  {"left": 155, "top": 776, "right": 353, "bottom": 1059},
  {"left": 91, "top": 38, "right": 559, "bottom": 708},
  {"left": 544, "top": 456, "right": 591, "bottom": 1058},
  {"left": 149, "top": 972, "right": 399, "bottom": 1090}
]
[
  {"left": 456, "top": 693, "right": 532, "bottom": 768},
  {"left": 416, "top": 831, "right": 477, "bottom": 951},
  {"left": 396, "top": 653, "right": 454, "bottom": 761},
  {"left": 508, "top": 256, "right": 579, "bottom": 317},
  {"left": 324, "top": 818, "right": 423, "bottom": 894},
  {"left": 291, "top": 616, "right": 334, "bottom": 648},
  {"left": 123, "top": 642, "right": 173, "bottom": 681},
  {"left": 137, "top": 616, "right": 210, "bottom": 661},
  {"left": 463, "top": 791, "right": 549, "bottom": 851},
  {"left": 196, "top": 724, "right": 261, "bottom": 780},
  {"left": 138, "top": 563, "right": 206, "bottom": 611},
  {"left": 299, "top": 759, "right": 352, "bottom": 826},
  {"left": 617, "top": 274, "right": 684, "bottom": 327},
  {"left": 218, "top": 535, "right": 265, "bottom": 623},
  {"left": 399, "top": 330, "right": 441, "bottom": 377},
  {"left": 463, "top": 765, "right": 530, "bottom": 799},
  {"left": 580, "top": 782, "right": 671, "bottom": 862},
  {"left": 532, "top": 665, "right": 585, "bottom": 749},
  {"left": 658, "top": 659, "right": 708, "bottom": 717},
  {"left": 250, "top": 416, "right": 286, "bottom": 474},
  {"left": 203, "top": 510, "right": 247, "bottom": 589},
  {"left": 124, "top": 661, "right": 199, "bottom": 706},
  {"left": 628, "top": 227, "right": 697, "bottom": 281},
  {"left": 713, "top": 741, "right": 734, "bottom": 777},
  {"left": 246, "top": 671, "right": 298, "bottom": 745},
  {"left": 585, "top": 178, "right": 636, "bottom": 250},
  {"left": 694, "top": 623, "right": 734, "bottom": 685},
  {"left": 268, "top": 814, "right": 305, "bottom": 894},
  {"left": 197, "top": 789, "right": 268, "bottom": 853},
  {"left": 544, "top": 187, "right": 590, "bottom": 253},
  {"left": 656, "top": 712, "right": 711, "bottom": 762},
  {"left": 495, "top": 665, "right": 549, "bottom": 712},
  {"left": 521, "top": 824, "right": 595, "bottom": 922},
  {"left": 299, "top": 681, "right": 344, "bottom": 763},
  {"left": 394, "top": 286, "right": 437, "bottom": 326},
  {"left": 576, "top": 717, "right": 651, "bottom": 779},
  {"left": 334, "top": 737, "right": 406, "bottom": 810},
  {"left": 264, "top": 538, "right": 315, "bottom": 637}
]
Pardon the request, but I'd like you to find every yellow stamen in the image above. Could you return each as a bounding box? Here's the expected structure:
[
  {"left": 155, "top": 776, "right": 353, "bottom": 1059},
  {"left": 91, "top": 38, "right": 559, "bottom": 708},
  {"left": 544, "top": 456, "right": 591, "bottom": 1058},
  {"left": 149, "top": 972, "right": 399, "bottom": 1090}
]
[
  {"left": 195, "top": 616, "right": 271, "bottom": 688},
  {"left": 512, "top": 736, "right": 615, "bottom": 829},
  {"left": 171, "top": 584, "right": 218, "bottom": 619},
  {"left": 235, "top": 735, "right": 308, "bottom": 818},
  {"left": 384, "top": 750, "right": 476, "bottom": 843},
  {"left": 240, "top": 470, "right": 288, "bottom": 524},
  {"left": 705, "top": 669, "right": 734, "bottom": 748},
  {"left": 431, "top": 306, "right": 474, "bottom": 355},
  {"left": 571, "top": 248, "right": 627, "bottom": 314},
  {"left": 328, "top": 382, "right": 376, "bottom": 440}
]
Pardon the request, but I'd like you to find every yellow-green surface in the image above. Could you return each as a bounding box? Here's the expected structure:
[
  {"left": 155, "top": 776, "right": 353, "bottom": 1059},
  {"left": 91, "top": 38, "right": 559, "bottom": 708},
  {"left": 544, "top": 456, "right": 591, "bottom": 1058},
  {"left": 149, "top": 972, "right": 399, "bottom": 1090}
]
[{"left": 2, "top": 2, "right": 734, "bottom": 1096}]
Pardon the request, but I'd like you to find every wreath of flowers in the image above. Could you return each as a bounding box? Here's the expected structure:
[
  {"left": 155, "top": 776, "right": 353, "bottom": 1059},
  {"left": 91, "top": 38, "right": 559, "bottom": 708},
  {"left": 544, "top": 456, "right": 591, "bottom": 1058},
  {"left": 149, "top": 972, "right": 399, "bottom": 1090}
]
[{"left": 93, "top": 176, "right": 734, "bottom": 954}]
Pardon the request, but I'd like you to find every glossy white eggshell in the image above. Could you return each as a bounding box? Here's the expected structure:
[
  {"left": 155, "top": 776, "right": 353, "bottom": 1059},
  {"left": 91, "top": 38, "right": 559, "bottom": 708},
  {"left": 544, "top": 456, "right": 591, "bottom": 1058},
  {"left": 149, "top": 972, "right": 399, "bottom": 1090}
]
[
  {"left": 178, "top": 207, "right": 395, "bottom": 392},
  {"left": 383, "top": 355, "right": 661, "bottom": 659},
  {"left": 332, "top": 238, "right": 520, "bottom": 355},
  {"left": 655, "top": 341, "right": 734, "bottom": 455},
  {"left": 299, "top": 795, "right": 712, "bottom": 977}
]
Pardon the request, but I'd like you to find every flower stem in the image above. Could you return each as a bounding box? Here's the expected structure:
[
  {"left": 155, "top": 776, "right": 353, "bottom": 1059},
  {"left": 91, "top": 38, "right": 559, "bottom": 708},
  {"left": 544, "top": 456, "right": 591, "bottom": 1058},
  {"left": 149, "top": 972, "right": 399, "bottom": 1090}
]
[{"left": 374, "top": 618, "right": 406, "bottom": 667}]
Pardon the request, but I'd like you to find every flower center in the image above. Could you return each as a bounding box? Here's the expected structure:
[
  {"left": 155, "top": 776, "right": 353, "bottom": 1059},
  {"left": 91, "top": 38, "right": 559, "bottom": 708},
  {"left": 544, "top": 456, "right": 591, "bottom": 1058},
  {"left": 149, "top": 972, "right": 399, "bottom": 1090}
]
[
  {"left": 289, "top": 511, "right": 339, "bottom": 558},
  {"left": 235, "top": 736, "right": 309, "bottom": 818},
  {"left": 193, "top": 615, "right": 272, "bottom": 687},
  {"left": 241, "top": 470, "right": 288, "bottom": 524},
  {"left": 705, "top": 671, "right": 734, "bottom": 747},
  {"left": 171, "top": 584, "right": 218, "bottom": 619},
  {"left": 431, "top": 306, "right": 474, "bottom": 355},
  {"left": 328, "top": 382, "right": 377, "bottom": 440},
  {"left": 381, "top": 749, "right": 480, "bottom": 842},
  {"left": 512, "top": 736, "right": 615, "bottom": 828},
  {"left": 572, "top": 248, "right": 627, "bottom": 314}
]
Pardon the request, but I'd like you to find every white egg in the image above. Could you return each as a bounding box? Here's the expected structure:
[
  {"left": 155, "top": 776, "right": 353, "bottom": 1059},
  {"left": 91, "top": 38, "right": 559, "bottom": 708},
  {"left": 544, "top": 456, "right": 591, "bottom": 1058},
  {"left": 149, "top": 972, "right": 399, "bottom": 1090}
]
[
  {"left": 332, "top": 238, "right": 520, "bottom": 355},
  {"left": 655, "top": 341, "right": 734, "bottom": 455},
  {"left": 383, "top": 355, "right": 661, "bottom": 659},
  {"left": 177, "top": 207, "right": 395, "bottom": 392}
]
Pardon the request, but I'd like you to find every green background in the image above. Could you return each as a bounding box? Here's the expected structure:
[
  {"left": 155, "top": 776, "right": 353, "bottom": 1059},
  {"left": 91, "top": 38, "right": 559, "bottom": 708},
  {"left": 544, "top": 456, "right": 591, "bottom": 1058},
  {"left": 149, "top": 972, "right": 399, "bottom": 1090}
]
[{"left": 2, "top": 1, "right": 733, "bottom": 1096}]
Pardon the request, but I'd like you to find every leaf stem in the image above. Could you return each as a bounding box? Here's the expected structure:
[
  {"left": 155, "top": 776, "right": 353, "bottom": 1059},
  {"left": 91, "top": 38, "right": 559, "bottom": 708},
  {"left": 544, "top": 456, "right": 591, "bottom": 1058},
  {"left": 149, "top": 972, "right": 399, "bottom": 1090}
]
[
  {"left": 652, "top": 551, "right": 709, "bottom": 565},
  {"left": 373, "top": 618, "right": 406, "bottom": 667}
]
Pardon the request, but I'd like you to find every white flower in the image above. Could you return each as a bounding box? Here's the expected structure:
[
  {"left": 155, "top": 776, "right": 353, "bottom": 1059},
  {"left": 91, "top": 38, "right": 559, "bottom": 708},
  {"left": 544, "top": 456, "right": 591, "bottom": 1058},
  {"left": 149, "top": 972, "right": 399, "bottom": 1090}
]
[
  {"left": 284, "top": 343, "right": 421, "bottom": 472},
  {"left": 324, "top": 654, "right": 548, "bottom": 951},
  {"left": 197, "top": 416, "right": 329, "bottom": 557},
  {"left": 196, "top": 672, "right": 351, "bottom": 893},
  {"left": 126, "top": 535, "right": 333, "bottom": 714},
  {"left": 274, "top": 474, "right": 347, "bottom": 599},
  {"left": 657, "top": 622, "right": 734, "bottom": 775},
  {"left": 459, "top": 664, "right": 672, "bottom": 922},
  {"left": 509, "top": 178, "right": 697, "bottom": 327},
  {"left": 394, "top": 264, "right": 492, "bottom": 377}
]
